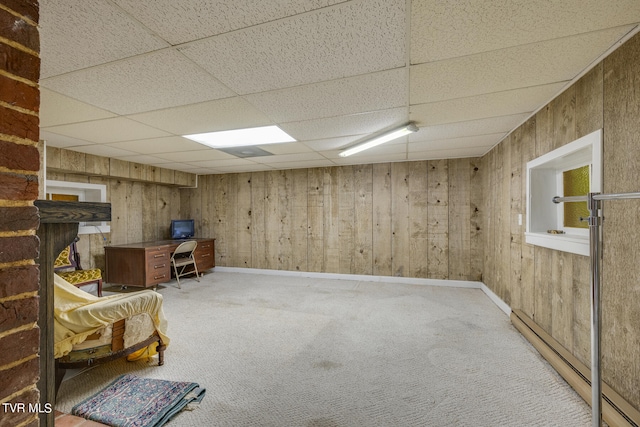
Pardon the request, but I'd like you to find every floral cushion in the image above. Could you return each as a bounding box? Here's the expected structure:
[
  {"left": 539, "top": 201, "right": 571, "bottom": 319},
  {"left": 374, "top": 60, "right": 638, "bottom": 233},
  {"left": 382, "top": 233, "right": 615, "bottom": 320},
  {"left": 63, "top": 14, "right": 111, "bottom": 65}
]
[
  {"left": 54, "top": 246, "right": 74, "bottom": 269},
  {"left": 57, "top": 268, "right": 102, "bottom": 285}
]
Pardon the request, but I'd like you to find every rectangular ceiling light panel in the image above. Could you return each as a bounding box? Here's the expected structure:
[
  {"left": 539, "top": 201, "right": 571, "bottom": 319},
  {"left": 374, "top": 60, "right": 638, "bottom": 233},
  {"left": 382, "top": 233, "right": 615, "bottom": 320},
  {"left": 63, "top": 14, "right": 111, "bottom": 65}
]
[{"left": 184, "top": 125, "right": 295, "bottom": 148}]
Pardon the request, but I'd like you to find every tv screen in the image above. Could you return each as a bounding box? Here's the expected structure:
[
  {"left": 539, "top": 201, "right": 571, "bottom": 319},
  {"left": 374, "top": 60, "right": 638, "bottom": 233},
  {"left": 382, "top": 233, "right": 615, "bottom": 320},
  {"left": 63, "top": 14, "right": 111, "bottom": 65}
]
[{"left": 171, "top": 219, "right": 195, "bottom": 239}]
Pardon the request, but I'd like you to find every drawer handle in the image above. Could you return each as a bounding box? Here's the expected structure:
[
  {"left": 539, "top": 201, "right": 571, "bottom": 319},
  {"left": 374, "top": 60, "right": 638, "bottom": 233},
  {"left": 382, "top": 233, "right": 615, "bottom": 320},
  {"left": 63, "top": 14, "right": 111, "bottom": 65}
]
[
  {"left": 154, "top": 264, "right": 166, "bottom": 269},
  {"left": 154, "top": 274, "right": 166, "bottom": 280},
  {"left": 154, "top": 253, "right": 166, "bottom": 258},
  {"left": 201, "top": 254, "right": 211, "bottom": 257}
]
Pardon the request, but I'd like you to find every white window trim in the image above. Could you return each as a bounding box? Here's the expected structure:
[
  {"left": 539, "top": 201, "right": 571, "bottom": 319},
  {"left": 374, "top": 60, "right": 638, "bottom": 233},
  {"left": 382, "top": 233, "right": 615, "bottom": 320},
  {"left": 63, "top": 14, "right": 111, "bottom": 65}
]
[
  {"left": 525, "top": 129, "right": 602, "bottom": 256},
  {"left": 45, "top": 180, "right": 111, "bottom": 235}
]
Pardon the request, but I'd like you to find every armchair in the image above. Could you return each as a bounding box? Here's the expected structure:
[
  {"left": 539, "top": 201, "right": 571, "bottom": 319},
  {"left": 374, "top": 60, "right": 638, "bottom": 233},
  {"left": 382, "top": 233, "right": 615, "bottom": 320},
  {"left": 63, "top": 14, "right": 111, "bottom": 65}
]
[
  {"left": 54, "top": 274, "right": 169, "bottom": 393},
  {"left": 54, "top": 238, "right": 103, "bottom": 297}
]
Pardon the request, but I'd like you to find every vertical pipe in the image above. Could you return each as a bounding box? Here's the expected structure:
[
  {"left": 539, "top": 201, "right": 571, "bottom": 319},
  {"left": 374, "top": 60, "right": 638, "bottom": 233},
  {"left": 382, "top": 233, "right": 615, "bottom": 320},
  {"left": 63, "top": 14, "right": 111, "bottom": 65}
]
[{"left": 589, "top": 192, "right": 602, "bottom": 427}]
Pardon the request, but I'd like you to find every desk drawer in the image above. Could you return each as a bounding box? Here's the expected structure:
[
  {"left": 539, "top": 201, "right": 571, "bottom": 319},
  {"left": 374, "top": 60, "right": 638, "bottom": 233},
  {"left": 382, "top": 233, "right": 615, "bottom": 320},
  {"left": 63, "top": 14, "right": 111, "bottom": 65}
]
[
  {"left": 194, "top": 241, "right": 214, "bottom": 270},
  {"left": 145, "top": 248, "right": 170, "bottom": 285}
]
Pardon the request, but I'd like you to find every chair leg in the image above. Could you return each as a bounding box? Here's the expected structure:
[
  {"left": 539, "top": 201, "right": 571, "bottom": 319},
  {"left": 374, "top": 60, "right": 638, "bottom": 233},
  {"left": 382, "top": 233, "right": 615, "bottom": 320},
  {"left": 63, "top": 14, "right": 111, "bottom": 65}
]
[
  {"left": 173, "top": 263, "right": 181, "bottom": 289},
  {"left": 193, "top": 261, "right": 200, "bottom": 282},
  {"left": 97, "top": 279, "right": 103, "bottom": 297}
]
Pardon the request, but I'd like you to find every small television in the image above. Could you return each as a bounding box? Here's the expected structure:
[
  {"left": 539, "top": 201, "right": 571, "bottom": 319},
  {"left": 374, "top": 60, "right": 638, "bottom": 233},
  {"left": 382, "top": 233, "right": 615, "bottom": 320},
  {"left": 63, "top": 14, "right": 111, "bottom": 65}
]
[{"left": 171, "top": 219, "right": 195, "bottom": 239}]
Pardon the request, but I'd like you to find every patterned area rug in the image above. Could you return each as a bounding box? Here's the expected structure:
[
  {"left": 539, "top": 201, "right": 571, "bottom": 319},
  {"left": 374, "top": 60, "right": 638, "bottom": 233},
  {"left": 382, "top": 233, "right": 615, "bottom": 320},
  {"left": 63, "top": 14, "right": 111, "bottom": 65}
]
[{"left": 71, "top": 374, "right": 205, "bottom": 427}]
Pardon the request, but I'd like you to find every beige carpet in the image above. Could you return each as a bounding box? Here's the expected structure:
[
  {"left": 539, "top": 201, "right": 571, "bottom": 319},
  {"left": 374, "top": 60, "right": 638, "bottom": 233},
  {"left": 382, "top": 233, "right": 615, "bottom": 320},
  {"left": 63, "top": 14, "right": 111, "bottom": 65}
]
[{"left": 56, "top": 271, "right": 590, "bottom": 426}]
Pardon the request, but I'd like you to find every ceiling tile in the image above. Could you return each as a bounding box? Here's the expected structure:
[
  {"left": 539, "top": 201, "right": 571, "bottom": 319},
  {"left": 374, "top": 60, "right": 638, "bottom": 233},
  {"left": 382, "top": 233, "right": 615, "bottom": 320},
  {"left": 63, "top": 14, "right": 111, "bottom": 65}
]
[
  {"left": 41, "top": 131, "right": 95, "bottom": 149},
  {"left": 185, "top": 158, "right": 260, "bottom": 169},
  {"left": 410, "top": 82, "right": 567, "bottom": 126},
  {"left": 181, "top": 167, "right": 223, "bottom": 175},
  {"left": 412, "top": 114, "right": 527, "bottom": 141},
  {"left": 40, "top": 89, "right": 117, "bottom": 127},
  {"left": 111, "top": 154, "right": 174, "bottom": 164},
  {"left": 45, "top": 118, "right": 171, "bottom": 144},
  {"left": 66, "top": 144, "right": 139, "bottom": 158},
  {"left": 255, "top": 142, "right": 313, "bottom": 155},
  {"left": 267, "top": 159, "right": 337, "bottom": 170},
  {"left": 153, "top": 149, "right": 238, "bottom": 163},
  {"left": 179, "top": 0, "right": 406, "bottom": 94},
  {"left": 245, "top": 68, "right": 408, "bottom": 122},
  {"left": 280, "top": 108, "right": 408, "bottom": 141},
  {"left": 215, "top": 164, "right": 276, "bottom": 173},
  {"left": 146, "top": 162, "right": 204, "bottom": 172},
  {"left": 41, "top": 49, "right": 235, "bottom": 115},
  {"left": 114, "top": 0, "right": 347, "bottom": 45},
  {"left": 127, "top": 97, "right": 273, "bottom": 135},
  {"left": 106, "top": 136, "right": 210, "bottom": 154},
  {"left": 410, "top": 26, "right": 634, "bottom": 103},
  {"left": 39, "top": 0, "right": 169, "bottom": 78},
  {"left": 303, "top": 135, "right": 364, "bottom": 151},
  {"left": 250, "top": 152, "right": 326, "bottom": 164},
  {"left": 333, "top": 152, "right": 407, "bottom": 165},
  {"left": 408, "top": 133, "right": 506, "bottom": 153},
  {"left": 412, "top": 0, "right": 640, "bottom": 63},
  {"left": 409, "top": 147, "right": 490, "bottom": 160}
]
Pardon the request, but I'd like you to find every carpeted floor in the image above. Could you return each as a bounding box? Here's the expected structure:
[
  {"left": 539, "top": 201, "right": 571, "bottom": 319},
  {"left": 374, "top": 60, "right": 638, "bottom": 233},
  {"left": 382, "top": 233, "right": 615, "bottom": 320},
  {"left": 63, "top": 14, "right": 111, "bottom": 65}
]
[{"left": 56, "top": 271, "right": 591, "bottom": 426}]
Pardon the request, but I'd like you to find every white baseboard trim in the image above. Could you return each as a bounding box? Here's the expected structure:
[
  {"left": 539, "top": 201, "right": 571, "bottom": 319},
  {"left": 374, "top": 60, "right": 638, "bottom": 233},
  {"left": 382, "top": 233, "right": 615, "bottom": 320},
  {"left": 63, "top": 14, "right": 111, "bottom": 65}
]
[
  {"left": 213, "top": 267, "right": 512, "bottom": 316},
  {"left": 480, "top": 283, "right": 512, "bottom": 316}
]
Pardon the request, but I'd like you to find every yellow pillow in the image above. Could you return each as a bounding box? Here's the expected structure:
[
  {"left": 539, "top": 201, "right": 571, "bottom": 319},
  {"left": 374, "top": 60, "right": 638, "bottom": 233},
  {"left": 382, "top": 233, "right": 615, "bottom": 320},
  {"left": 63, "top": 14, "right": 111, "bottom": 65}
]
[{"left": 54, "top": 246, "right": 74, "bottom": 269}]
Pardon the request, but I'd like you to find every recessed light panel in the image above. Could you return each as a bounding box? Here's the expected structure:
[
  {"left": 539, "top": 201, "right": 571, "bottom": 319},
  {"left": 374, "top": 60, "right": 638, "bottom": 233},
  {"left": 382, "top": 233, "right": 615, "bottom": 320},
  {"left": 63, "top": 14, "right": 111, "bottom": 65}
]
[{"left": 183, "top": 125, "right": 295, "bottom": 148}]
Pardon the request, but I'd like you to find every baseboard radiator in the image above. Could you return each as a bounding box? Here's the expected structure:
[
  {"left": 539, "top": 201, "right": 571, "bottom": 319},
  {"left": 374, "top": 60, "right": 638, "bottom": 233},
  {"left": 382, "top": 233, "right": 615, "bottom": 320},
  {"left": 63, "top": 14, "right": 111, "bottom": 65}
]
[{"left": 510, "top": 309, "right": 640, "bottom": 427}]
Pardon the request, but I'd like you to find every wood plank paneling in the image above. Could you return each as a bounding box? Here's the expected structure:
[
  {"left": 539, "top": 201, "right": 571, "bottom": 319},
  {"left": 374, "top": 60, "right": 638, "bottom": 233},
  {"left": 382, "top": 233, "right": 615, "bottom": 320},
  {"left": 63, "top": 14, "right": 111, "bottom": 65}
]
[
  {"left": 250, "top": 172, "right": 266, "bottom": 269},
  {"left": 519, "top": 118, "right": 537, "bottom": 318},
  {"left": 353, "top": 165, "right": 373, "bottom": 275},
  {"left": 291, "top": 168, "right": 308, "bottom": 272},
  {"left": 480, "top": 32, "right": 640, "bottom": 412},
  {"left": 157, "top": 183, "right": 178, "bottom": 240},
  {"left": 180, "top": 161, "right": 481, "bottom": 282},
  {"left": 307, "top": 168, "right": 324, "bottom": 272},
  {"left": 427, "top": 160, "right": 449, "bottom": 279},
  {"left": 323, "top": 168, "right": 340, "bottom": 273},
  {"left": 391, "top": 162, "right": 410, "bottom": 277},
  {"left": 212, "top": 175, "right": 229, "bottom": 266},
  {"left": 264, "top": 171, "right": 279, "bottom": 270},
  {"left": 372, "top": 163, "right": 392, "bottom": 276},
  {"left": 602, "top": 32, "right": 640, "bottom": 409},
  {"left": 449, "top": 159, "right": 471, "bottom": 281},
  {"left": 409, "top": 161, "right": 428, "bottom": 278},
  {"left": 237, "top": 173, "right": 252, "bottom": 268},
  {"left": 469, "top": 159, "right": 483, "bottom": 281},
  {"left": 109, "top": 179, "right": 127, "bottom": 245},
  {"left": 509, "top": 133, "right": 523, "bottom": 309},
  {"left": 338, "top": 166, "right": 355, "bottom": 274},
  {"left": 141, "top": 183, "right": 157, "bottom": 241}
]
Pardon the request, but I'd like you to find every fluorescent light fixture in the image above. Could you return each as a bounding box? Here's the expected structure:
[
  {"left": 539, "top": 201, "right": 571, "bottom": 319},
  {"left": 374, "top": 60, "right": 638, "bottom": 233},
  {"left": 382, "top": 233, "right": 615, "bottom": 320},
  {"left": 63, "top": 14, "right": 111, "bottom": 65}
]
[
  {"left": 339, "top": 123, "right": 419, "bottom": 157},
  {"left": 184, "top": 125, "right": 295, "bottom": 148}
]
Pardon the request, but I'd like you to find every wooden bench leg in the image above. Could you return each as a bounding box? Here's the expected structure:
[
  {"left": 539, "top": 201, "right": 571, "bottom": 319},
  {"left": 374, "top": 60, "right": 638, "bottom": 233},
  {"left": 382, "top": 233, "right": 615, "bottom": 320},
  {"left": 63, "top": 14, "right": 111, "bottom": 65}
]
[
  {"left": 157, "top": 343, "right": 166, "bottom": 366},
  {"left": 55, "top": 361, "right": 66, "bottom": 397}
]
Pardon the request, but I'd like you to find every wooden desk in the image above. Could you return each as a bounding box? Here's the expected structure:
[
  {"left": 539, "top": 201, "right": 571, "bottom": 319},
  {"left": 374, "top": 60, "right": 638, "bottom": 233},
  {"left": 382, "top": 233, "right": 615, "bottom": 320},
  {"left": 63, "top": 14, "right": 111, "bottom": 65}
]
[{"left": 104, "top": 238, "right": 214, "bottom": 288}]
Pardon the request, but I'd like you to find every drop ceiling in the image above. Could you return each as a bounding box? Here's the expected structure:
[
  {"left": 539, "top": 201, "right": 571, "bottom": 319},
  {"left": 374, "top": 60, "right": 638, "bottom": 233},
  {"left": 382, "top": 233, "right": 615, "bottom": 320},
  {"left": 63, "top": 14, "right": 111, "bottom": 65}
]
[{"left": 39, "top": 0, "right": 640, "bottom": 175}]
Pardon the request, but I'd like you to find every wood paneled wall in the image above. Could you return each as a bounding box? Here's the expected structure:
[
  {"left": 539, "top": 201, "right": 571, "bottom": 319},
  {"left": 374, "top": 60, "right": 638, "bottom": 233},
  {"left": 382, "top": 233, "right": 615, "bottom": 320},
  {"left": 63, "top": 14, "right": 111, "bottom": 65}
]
[
  {"left": 181, "top": 159, "right": 483, "bottom": 281},
  {"left": 482, "top": 32, "right": 640, "bottom": 410},
  {"left": 46, "top": 171, "right": 181, "bottom": 270}
]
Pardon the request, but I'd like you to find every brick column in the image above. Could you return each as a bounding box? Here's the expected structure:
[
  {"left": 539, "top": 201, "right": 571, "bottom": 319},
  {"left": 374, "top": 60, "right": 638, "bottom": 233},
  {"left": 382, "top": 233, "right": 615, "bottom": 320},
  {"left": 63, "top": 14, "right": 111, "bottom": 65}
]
[{"left": 0, "top": 1, "right": 42, "bottom": 426}]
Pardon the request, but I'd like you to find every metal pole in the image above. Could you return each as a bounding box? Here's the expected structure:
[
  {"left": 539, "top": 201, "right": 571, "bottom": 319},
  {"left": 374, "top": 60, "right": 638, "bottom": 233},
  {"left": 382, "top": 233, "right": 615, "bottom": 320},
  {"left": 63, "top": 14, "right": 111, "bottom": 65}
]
[
  {"left": 552, "top": 190, "right": 640, "bottom": 426},
  {"left": 593, "top": 191, "right": 640, "bottom": 201},
  {"left": 587, "top": 193, "right": 602, "bottom": 427}
]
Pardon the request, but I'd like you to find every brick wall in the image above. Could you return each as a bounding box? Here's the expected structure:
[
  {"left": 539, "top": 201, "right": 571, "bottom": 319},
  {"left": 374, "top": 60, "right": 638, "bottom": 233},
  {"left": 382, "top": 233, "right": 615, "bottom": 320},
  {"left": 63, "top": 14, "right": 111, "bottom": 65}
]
[{"left": 0, "top": 1, "right": 41, "bottom": 426}]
